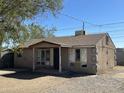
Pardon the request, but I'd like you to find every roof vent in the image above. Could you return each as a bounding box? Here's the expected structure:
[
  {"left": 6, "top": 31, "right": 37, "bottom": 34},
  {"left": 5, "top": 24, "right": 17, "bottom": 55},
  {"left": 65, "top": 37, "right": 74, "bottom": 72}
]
[{"left": 75, "top": 30, "right": 85, "bottom": 36}]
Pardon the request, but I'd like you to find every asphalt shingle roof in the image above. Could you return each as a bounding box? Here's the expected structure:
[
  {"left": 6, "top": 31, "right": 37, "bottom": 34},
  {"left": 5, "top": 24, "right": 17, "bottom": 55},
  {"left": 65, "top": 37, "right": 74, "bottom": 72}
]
[{"left": 22, "top": 33, "right": 106, "bottom": 48}]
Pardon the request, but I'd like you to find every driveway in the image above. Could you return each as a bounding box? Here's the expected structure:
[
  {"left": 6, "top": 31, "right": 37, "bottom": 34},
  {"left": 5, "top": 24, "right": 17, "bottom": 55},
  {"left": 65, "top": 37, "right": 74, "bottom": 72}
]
[{"left": 0, "top": 66, "right": 124, "bottom": 93}]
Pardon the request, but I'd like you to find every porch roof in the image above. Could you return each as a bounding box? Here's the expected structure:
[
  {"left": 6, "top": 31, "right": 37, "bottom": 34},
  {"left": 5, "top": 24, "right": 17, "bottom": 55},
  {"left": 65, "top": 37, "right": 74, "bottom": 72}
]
[{"left": 21, "top": 33, "right": 106, "bottom": 48}]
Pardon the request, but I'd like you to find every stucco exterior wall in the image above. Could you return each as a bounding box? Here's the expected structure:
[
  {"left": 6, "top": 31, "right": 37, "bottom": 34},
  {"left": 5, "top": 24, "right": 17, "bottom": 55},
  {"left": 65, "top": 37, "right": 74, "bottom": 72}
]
[
  {"left": 14, "top": 48, "right": 33, "bottom": 69},
  {"left": 96, "top": 35, "right": 116, "bottom": 74},
  {"left": 116, "top": 48, "right": 124, "bottom": 65}
]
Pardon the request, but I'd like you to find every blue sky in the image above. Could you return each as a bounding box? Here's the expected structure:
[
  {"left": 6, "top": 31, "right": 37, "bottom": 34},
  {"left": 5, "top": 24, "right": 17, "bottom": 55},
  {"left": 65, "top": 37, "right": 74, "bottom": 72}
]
[{"left": 26, "top": 0, "right": 124, "bottom": 48}]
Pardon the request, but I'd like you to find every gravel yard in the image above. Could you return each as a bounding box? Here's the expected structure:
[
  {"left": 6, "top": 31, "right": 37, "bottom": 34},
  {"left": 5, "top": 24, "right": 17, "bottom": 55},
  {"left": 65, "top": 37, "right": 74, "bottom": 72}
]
[{"left": 0, "top": 66, "right": 124, "bottom": 93}]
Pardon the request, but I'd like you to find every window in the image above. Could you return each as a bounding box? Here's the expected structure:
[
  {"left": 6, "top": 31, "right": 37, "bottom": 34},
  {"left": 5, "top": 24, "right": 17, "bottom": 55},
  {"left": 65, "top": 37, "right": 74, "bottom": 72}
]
[
  {"left": 75, "top": 49, "right": 80, "bottom": 61},
  {"left": 36, "top": 49, "right": 50, "bottom": 65}
]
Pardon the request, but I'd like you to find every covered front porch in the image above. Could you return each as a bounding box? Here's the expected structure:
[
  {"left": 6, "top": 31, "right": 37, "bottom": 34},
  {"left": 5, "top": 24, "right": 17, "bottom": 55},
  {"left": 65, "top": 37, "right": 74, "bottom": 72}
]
[{"left": 31, "top": 41, "right": 63, "bottom": 73}]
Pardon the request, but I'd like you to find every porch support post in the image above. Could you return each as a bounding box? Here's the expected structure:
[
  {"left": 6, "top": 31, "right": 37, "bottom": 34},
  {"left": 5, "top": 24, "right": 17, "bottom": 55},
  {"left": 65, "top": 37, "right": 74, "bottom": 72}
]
[
  {"left": 33, "top": 48, "right": 35, "bottom": 72},
  {"left": 59, "top": 46, "right": 62, "bottom": 73}
]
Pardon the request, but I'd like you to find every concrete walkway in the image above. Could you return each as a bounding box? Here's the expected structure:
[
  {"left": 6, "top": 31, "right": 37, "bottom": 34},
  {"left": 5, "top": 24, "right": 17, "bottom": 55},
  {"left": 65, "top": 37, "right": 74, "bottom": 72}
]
[
  {"left": 0, "top": 69, "right": 28, "bottom": 75},
  {"left": 0, "top": 70, "right": 16, "bottom": 75}
]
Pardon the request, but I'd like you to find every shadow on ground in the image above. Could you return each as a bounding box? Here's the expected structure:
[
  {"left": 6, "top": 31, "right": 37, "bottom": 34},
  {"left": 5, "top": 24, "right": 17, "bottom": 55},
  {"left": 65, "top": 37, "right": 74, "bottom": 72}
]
[{"left": 1, "top": 70, "right": 93, "bottom": 80}]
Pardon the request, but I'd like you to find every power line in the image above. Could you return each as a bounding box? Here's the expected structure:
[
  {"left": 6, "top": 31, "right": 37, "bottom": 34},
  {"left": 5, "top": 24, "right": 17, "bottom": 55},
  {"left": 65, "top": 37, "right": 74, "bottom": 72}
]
[
  {"left": 99, "top": 28, "right": 124, "bottom": 32},
  {"left": 58, "top": 12, "right": 100, "bottom": 28},
  {"left": 59, "top": 12, "right": 124, "bottom": 28},
  {"left": 57, "top": 26, "right": 82, "bottom": 31},
  {"left": 87, "top": 28, "right": 124, "bottom": 33},
  {"left": 109, "top": 33, "right": 124, "bottom": 36},
  {"left": 85, "top": 21, "right": 100, "bottom": 27},
  {"left": 115, "top": 41, "right": 124, "bottom": 42},
  {"left": 56, "top": 28, "right": 124, "bottom": 38},
  {"left": 98, "top": 21, "right": 124, "bottom": 26},
  {"left": 112, "top": 36, "right": 124, "bottom": 38},
  {"left": 57, "top": 26, "right": 124, "bottom": 33},
  {"left": 82, "top": 28, "right": 124, "bottom": 33},
  {"left": 59, "top": 12, "right": 83, "bottom": 23}
]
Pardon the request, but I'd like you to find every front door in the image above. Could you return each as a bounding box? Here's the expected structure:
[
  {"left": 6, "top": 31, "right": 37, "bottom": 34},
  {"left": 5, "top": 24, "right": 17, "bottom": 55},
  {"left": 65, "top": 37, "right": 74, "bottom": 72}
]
[{"left": 53, "top": 48, "right": 59, "bottom": 69}]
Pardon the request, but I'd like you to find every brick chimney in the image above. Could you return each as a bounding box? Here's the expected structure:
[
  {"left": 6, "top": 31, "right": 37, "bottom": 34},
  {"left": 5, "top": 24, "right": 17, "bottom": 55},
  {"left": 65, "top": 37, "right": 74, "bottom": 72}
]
[{"left": 75, "top": 30, "right": 85, "bottom": 36}]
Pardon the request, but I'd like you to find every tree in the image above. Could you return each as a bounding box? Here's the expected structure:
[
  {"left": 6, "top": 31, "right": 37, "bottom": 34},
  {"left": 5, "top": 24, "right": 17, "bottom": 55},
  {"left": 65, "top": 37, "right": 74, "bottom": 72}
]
[
  {"left": 0, "top": 0, "right": 62, "bottom": 51},
  {"left": 27, "top": 24, "right": 45, "bottom": 39},
  {"left": 27, "top": 24, "right": 56, "bottom": 39},
  {"left": 18, "top": 24, "right": 56, "bottom": 46}
]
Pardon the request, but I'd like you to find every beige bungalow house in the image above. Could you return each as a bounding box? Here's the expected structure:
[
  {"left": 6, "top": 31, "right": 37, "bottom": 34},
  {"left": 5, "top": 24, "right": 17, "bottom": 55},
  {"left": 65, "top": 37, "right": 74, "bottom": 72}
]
[{"left": 14, "top": 31, "right": 116, "bottom": 74}]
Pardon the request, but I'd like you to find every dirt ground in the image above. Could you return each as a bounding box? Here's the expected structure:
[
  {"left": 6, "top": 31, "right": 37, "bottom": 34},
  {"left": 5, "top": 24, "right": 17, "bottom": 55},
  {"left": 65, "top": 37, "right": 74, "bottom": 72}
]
[{"left": 0, "top": 66, "right": 124, "bottom": 93}]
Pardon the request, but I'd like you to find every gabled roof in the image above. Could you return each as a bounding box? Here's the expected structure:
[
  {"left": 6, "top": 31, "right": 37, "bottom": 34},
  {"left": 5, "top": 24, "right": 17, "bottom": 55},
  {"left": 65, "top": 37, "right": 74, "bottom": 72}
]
[{"left": 22, "top": 33, "right": 106, "bottom": 48}]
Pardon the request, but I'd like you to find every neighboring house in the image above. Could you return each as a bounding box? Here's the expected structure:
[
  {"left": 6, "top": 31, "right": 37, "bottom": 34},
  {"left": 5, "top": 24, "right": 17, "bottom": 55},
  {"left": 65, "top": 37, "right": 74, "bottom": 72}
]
[
  {"left": 14, "top": 31, "right": 116, "bottom": 74},
  {"left": 116, "top": 48, "right": 124, "bottom": 66}
]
